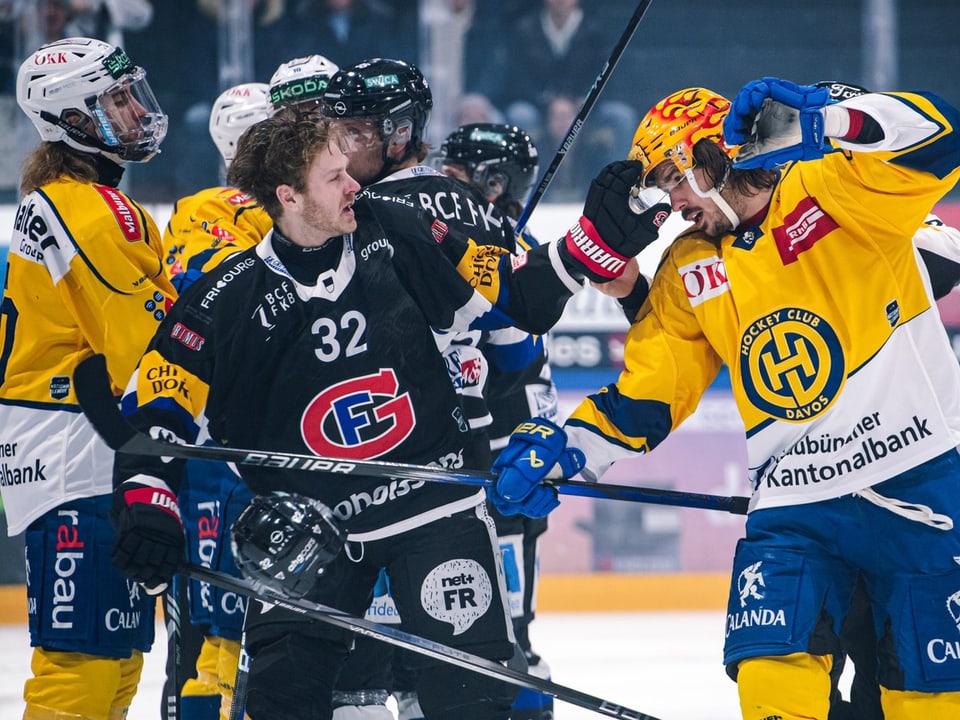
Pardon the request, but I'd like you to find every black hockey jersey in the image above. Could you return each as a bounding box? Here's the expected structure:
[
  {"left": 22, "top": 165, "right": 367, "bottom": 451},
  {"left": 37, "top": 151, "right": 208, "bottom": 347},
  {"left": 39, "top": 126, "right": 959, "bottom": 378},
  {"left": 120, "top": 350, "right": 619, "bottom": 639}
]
[
  {"left": 115, "top": 204, "right": 530, "bottom": 537},
  {"left": 357, "top": 166, "right": 570, "bottom": 436}
]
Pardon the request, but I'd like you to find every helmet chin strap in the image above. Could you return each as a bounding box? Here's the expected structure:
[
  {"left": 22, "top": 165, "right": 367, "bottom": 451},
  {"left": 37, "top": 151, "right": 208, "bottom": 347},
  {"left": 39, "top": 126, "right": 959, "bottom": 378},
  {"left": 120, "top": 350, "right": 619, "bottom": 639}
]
[{"left": 684, "top": 167, "right": 740, "bottom": 230}]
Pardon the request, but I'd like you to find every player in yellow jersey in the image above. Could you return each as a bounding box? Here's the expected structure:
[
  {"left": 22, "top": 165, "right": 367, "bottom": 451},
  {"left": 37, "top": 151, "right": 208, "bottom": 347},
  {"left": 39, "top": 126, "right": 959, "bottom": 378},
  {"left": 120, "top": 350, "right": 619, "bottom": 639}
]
[
  {"left": 0, "top": 37, "right": 174, "bottom": 720},
  {"left": 491, "top": 80, "right": 960, "bottom": 720}
]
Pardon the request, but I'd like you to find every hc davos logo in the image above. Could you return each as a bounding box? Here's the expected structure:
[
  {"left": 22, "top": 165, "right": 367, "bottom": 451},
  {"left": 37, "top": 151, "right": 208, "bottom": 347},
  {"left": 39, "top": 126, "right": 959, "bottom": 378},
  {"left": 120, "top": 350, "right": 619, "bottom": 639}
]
[
  {"left": 739, "top": 307, "right": 844, "bottom": 422},
  {"left": 301, "top": 369, "right": 415, "bottom": 459}
]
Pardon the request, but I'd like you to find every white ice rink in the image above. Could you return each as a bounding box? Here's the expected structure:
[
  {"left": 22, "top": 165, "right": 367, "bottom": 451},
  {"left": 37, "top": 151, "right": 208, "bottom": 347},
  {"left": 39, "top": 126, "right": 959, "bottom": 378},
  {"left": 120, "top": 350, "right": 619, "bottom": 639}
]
[{"left": 0, "top": 610, "right": 746, "bottom": 720}]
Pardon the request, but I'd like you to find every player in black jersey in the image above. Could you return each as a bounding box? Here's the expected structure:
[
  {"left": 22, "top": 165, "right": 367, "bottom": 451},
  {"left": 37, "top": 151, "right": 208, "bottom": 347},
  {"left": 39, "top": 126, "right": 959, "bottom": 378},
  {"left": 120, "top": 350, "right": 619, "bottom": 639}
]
[{"left": 108, "top": 108, "right": 522, "bottom": 720}]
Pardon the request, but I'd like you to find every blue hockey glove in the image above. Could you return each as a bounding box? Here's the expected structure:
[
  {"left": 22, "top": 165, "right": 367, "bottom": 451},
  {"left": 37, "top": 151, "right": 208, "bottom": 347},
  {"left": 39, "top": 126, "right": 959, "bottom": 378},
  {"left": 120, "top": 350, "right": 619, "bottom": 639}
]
[
  {"left": 723, "top": 77, "right": 832, "bottom": 169},
  {"left": 559, "top": 160, "right": 670, "bottom": 283},
  {"left": 490, "top": 418, "right": 585, "bottom": 518},
  {"left": 110, "top": 477, "right": 185, "bottom": 595}
]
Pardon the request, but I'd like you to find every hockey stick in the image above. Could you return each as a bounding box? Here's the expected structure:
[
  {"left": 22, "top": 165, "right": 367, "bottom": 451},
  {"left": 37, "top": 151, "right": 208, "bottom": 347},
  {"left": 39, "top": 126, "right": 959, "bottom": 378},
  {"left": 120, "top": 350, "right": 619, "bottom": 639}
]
[
  {"left": 514, "top": 0, "right": 655, "bottom": 235},
  {"left": 182, "top": 563, "right": 663, "bottom": 720},
  {"left": 72, "top": 354, "right": 747, "bottom": 514}
]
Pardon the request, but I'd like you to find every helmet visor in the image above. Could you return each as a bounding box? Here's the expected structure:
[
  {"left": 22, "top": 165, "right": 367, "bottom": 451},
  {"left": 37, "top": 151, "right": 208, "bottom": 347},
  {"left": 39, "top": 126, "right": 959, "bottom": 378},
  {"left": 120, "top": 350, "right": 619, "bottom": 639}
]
[{"left": 89, "top": 67, "right": 167, "bottom": 161}]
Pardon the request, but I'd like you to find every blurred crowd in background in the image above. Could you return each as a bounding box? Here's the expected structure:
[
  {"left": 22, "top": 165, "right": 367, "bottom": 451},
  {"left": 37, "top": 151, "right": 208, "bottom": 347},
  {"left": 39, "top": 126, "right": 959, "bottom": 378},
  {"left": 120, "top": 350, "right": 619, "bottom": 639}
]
[{"left": 0, "top": 0, "right": 958, "bottom": 205}]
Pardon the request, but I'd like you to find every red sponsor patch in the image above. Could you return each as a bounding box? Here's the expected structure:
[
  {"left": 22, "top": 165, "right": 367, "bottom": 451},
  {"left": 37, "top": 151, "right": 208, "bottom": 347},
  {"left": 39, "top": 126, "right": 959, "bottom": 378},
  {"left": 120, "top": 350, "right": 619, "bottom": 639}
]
[
  {"left": 171, "top": 321, "right": 205, "bottom": 351},
  {"left": 510, "top": 251, "right": 529, "bottom": 272},
  {"left": 772, "top": 197, "right": 838, "bottom": 265},
  {"left": 431, "top": 218, "right": 448, "bottom": 243},
  {"left": 94, "top": 184, "right": 142, "bottom": 241},
  {"left": 460, "top": 356, "right": 483, "bottom": 386},
  {"left": 225, "top": 190, "right": 253, "bottom": 206}
]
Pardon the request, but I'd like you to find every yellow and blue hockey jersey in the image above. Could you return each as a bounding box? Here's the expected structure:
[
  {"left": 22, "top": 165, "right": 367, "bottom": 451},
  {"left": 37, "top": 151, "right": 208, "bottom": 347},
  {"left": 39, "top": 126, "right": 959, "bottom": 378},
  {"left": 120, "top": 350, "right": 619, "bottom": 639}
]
[
  {"left": 0, "top": 177, "right": 176, "bottom": 533},
  {"left": 162, "top": 185, "right": 272, "bottom": 292},
  {"left": 566, "top": 91, "right": 960, "bottom": 512}
]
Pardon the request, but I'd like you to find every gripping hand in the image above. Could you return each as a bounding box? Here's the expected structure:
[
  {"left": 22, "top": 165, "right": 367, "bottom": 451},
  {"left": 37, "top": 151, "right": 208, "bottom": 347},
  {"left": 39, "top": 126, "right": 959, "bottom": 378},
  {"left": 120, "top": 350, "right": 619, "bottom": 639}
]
[
  {"left": 490, "top": 418, "right": 585, "bottom": 518},
  {"left": 559, "top": 160, "right": 670, "bottom": 283},
  {"left": 110, "top": 477, "right": 185, "bottom": 595},
  {"left": 723, "top": 78, "right": 832, "bottom": 169}
]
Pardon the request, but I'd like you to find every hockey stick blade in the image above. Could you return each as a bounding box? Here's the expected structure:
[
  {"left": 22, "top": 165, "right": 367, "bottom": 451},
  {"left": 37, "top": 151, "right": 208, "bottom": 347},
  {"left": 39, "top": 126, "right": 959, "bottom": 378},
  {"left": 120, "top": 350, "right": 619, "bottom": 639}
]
[
  {"left": 184, "top": 563, "right": 665, "bottom": 720},
  {"left": 73, "top": 354, "right": 747, "bottom": 514}
]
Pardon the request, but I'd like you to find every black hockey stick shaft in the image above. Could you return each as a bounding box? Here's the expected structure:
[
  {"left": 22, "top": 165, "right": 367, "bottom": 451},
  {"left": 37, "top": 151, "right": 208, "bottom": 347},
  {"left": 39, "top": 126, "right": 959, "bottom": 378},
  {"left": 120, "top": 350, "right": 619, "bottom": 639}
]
[
  {"left": 183, "top": 563, "right": 664, "bottom": 720},
  {"left": 73, "top": 354, "right": 747, "bottom": 514},
  {"left": 514, "top": 0, "right": 655, "bottom": 235}
]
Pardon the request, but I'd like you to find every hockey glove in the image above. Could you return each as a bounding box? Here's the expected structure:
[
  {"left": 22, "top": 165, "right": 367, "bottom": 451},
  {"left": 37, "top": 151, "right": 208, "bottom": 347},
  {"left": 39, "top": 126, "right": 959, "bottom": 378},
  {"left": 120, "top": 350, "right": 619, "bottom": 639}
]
[
  {"left": 723, "top": 77, "right": 832, "bottom": 169},
  {"left": 559, "top": 160, "right": 670, "bottom": 283},
  {"left": 110, "top": 477, "right": 185, "bottom": 595},
  {"left": 490, "top": 418, "right": 585, "bottom": 518},
  {"left": 231, "top": 493, "right": 346, "bottom": 599}
]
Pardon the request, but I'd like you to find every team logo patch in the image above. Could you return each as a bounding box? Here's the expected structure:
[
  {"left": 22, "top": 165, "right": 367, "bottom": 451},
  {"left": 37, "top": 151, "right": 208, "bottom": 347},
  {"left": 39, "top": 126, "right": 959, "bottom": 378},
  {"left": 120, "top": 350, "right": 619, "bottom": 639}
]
[
  {"left": 420, "top": 558, "right": 492, "bottom": 635},
  {"left": 739, "top": 307, "right": 844, "bottom": 422},
  {"left": 94, "top": 184, "right": 142, "bottom": 241},
  {"left": 49, "top": 376, "right": 70, "bottom": 400},
  {"left": 772, "top": 197, "right": 838, "bottom": 265},
  {"left": 301, "top": 369, "right": 415, "bottom": 459}
]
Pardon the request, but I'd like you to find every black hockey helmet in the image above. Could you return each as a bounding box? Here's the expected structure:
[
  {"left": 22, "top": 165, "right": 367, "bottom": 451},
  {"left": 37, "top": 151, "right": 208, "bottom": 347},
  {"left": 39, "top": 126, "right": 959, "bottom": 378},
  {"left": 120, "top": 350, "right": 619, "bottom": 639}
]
[
  {"left": 439, "top": 123, "right": 539, "bottom": 204},
  {"left": 322, "top": 58, "right": 433, "bottom": 149},
  {"left": 231, "top": 493, "right": 345, "bottom": 599}
]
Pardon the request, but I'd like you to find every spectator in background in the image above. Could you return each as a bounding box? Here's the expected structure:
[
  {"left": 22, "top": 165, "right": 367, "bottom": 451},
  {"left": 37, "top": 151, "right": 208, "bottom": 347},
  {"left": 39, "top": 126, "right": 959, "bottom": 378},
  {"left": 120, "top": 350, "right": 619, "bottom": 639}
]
[
  {"left": 539, "top": 94, "right": 595, "bottom": 202},
  {"left": 123, "top": 0, "right": 219, "bottom": 201},
  {"left": 500, "top": 0, "right": 636, "bottom": 191},
  {"left": 258, "top": 0, "right": 417, "bottom": 78},
  {"left": 450, "top": 92, "right": 505, "bottom": 127}
]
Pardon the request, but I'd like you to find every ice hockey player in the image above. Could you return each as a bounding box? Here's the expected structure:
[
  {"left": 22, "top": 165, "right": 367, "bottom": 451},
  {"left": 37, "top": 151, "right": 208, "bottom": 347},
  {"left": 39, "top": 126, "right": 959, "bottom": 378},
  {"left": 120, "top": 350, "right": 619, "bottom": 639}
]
[
  {"left": 0, "top": 36, "right": 175, "bottom": 720},
  {"left": 318, "top": 58, "right": 667, "bottom": 720},
  {"left": 437, "top": 121, "right": 557, "bottom": 720},
  {"left": 491, "top": 79, "right": 960, "bottom": 720}
]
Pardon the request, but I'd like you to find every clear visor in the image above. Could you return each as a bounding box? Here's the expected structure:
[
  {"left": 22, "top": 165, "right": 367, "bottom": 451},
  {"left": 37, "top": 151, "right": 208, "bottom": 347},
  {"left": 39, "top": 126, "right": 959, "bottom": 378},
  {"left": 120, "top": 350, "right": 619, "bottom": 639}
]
[
  {"left": 628, "top": 182, "right": 669, "bottom": 213},
  {"left": 89, "top": 67, "right": 167, "bottom": 161},
  {"left": 330, "top": 117, "right": 383, "bottom": 155}
]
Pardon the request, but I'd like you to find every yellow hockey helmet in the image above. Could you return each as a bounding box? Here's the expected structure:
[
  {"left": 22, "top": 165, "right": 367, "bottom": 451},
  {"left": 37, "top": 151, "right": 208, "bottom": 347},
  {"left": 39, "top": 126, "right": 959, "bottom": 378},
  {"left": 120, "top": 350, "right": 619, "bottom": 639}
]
[{"left": 629, "top": 87, "right": 735, "bottom": 187}]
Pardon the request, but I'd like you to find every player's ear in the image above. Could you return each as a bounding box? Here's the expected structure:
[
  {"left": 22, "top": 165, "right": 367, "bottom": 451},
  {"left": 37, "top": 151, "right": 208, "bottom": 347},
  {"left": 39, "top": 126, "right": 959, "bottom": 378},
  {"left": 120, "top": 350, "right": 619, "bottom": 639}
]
[{"left": 276, "top": 182, "right": 297, "bottom": 210}]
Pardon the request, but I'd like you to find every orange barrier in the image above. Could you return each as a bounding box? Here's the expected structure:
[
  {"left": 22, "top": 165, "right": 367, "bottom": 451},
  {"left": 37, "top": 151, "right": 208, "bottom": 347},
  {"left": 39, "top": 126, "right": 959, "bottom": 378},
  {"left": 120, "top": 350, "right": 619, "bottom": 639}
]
[{"left": 0, "top": 572, "right": 730, "bottom": 624}]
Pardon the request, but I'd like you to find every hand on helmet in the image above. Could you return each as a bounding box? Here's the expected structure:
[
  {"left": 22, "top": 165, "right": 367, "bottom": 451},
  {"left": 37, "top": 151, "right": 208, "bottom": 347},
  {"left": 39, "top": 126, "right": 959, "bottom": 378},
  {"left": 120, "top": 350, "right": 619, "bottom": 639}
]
[{"left": 724, "top": 78, "right": 832, "bottom": 169}]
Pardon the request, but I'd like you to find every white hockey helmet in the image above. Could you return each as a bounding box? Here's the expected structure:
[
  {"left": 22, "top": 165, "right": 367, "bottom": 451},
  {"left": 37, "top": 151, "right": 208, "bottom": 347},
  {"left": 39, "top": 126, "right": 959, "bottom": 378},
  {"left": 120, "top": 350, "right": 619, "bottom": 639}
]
[
  {"left": 16, "top": 37, "right": 167, "bottom": 163},
  {"left": 269, "top": 54, "right": 339, "bottom": 113},
  {"left": 209, "top": 82, "right": 271, "bottom": 165}
]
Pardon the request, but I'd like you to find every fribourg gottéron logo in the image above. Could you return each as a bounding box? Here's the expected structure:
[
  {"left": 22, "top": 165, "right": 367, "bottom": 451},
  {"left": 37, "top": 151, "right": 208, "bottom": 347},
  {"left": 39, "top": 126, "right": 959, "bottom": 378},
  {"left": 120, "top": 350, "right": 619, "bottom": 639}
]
[{"left": 739, "top": 307, "right": 844, "bottom": 422}]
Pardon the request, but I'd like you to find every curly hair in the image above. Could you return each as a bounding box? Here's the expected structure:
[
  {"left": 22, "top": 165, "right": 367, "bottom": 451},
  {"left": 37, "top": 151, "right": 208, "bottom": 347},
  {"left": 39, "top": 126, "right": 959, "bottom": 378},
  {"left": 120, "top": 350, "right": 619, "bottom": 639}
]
[{"left": 227, "top": 107, "right": 342, "bottom": 220}]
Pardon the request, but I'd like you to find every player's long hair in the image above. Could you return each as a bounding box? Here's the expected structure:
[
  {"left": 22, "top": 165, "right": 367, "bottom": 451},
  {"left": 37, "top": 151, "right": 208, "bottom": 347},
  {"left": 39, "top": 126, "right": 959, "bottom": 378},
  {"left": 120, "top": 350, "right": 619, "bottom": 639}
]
[
  {"left": 694, "top": 140, "right": 777, "bottom": 197},
  {"left": 20, "top": 142, "right": 99, "bottom": 195}
]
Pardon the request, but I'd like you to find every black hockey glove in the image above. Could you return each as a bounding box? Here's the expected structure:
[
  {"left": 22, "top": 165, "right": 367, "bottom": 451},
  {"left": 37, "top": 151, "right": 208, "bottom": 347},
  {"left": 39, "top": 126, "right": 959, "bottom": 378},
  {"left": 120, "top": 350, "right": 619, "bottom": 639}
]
[
  {"left": 110, "top": 477, "right": 185, "bottom": 595},
  {"left": 559, "top": 160, "right": 670, "bottom": 283},
  {"left": 231, "top": 493, "right": 346, "bottom": 599}
]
